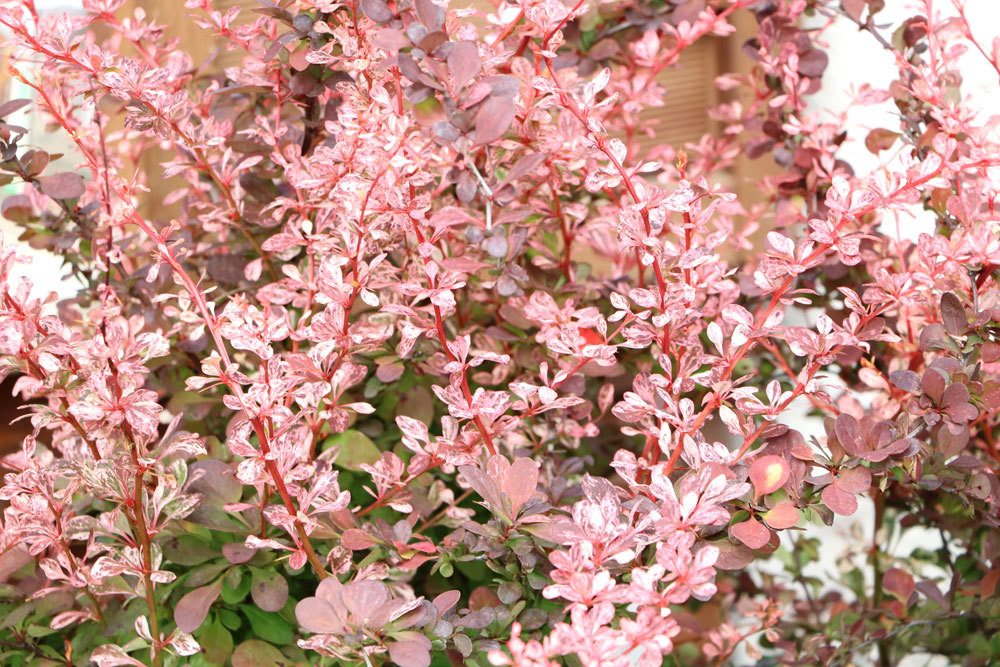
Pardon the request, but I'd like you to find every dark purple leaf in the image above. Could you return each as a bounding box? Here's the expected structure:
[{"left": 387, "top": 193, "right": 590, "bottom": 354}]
[
  {"left": 20, "top": 150, "right": 49, "bottom": 178},
  {"left": 889, "top": 370, "right": 921, "bottom": 393},
  {"left": 834, "top": 414, "right": 859, "bottom": 452},
  {"left": 919, "top": 323, "right": 956, "bottom": 352},
  {"left": 253, "top": 5, "right": 294, "bottom": 24},
  {"left": 797, "top": 49, "right": 829, "bottom": 78},
  {"left": 415, "top": 0, "right": 444, "bottom": 31},
  {"left": 419, "top": 30, "right": 448, "bottom": 54},
  {"left": 921, "top": 368, "right": 947, "bottom": 403},
  {"left": 474, "top": 96, "right": 515, "bottom": 145},
  {"left": 262, "top": 31, "right": 299, "bottom": 62},
  {"left": 360, "top": 0, "right": 394, "bottom": 23},
  {"left": 448, "top": 41, "right": 481, "bottom": 91},
  {"left": 713, "top": 539, "right": 754, "bottom": 570},
  {"left": 0, "top": 98, "right": 31, "bottom": 118},
  {"left": 940, "top": 292, "right": 967, "bottom": 336},
  {"left": 37, "top": 172, "right": 85, "bottom": 200}
]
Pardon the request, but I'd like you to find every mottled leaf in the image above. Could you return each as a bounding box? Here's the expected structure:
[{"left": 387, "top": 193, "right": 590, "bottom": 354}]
[
  {"left": 341, "top": 528, "right": 379, "bottom": 550},
  {"left": 503, "top": 457, "right": 539, "bottom": 516},
  {"left": 889, "top": 370, "right": 921, "bottom": 393},
  {"left": 251, "top": 569, "right": 289, "bottom": 612},
  {"left": 749, "top": 455, "right": 790, "bottom": 498}
]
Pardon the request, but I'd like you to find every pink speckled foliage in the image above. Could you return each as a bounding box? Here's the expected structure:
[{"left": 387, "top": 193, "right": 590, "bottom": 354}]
[{"left": 1, "top": 0, "right": 999, "bottom": 665}]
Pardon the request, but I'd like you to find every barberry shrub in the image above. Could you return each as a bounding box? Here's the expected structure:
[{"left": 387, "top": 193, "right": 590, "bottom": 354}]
[{"left": 0, "top": 0, "right": 999, "bottom": 664}]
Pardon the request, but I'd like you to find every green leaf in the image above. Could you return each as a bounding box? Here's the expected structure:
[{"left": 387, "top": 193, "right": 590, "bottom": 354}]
[
  {"left": 243, "top": 606, "right": 295, "bottom": 646},
  {"left": 221, "top": 567, "right": 251, "bottom": 605},
  {"left": 219, "top": 609, "right": 242, "bottom": 631},
  {"left": 326, "top": 429, "right": 382, "bottom": 470},
  {"left": 198, "top": 618, "right": 234, "bottom": 666},
  {"left": 230, "top": 639, "right": 288, "bottom": 667},
  {"left": 162, "top": 535, "right": 217, "bottom": 566}
]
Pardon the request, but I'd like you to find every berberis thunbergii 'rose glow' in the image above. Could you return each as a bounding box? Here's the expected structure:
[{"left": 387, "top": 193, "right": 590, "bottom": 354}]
[{"left": 1, "top": 0, "right": 999, "bottom": 665}]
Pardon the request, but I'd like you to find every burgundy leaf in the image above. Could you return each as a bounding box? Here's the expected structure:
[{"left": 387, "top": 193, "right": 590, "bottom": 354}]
[
  {"left": 883, "top": 567, "right": 915, "bottom": 603},
  {"left": 834, "top": 414, "right": 859, "bottom": 452},
  {"left": 174, "top": 580, "right": 223, "bottom": 633},
  {"left": 921, "top": 368, "right": 947, "bottom": 403},
  {"left": 730, "top": 518, "right": 770, "bottom": 549},
  {"left": 889, "top": 370, "right": 921, "bottom": 393},
  {"left": 360, "top": 0, "right": 394, "bottom": 23},
  {"left": 222, "top": 542, "right": 258, "bottom": 564},
  {"left": 474, "top": 95, "right": 516, "bottom": 145},
  {"left": 939, "top": 292, "right": 967, "bottom": 336},
  {"left": 448, "top": 41, "right": 481, "bottom": 91},
  {"left": 251, "top": 568, "right": 289, "bottom": 612},
  {"left": 2, "top": 194, "right": 34, "bottom": 223},
  {"left": 822, "top": 482, "right": 858, "bottom": 516},
  {"left": 415, "top": 0, "right": 445, "bottom": 31},
  {"left": 0, "top": 98, "right": 31, "bottom": 118}
]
